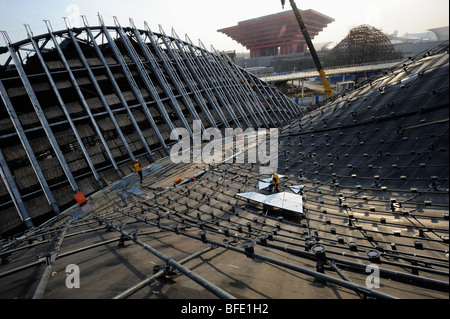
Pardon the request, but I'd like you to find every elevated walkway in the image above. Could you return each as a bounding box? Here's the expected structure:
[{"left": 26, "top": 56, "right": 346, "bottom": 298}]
[{"left": 262, "top": 60, "right": 402, "bottom": 83}]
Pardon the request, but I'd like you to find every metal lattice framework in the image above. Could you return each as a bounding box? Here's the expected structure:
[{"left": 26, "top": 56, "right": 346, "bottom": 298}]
[
  {"left": 0, "top": 16, "right": 300, "bottom": 236},
  {"left": 0, "top": 38, "right": 448, "bottom": 302},
  {"left": 325, "top": 25, "right": 403, "bottom": 67}
]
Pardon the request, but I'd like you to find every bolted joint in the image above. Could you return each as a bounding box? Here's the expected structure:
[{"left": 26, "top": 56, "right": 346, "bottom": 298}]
[
  {"left": 311, "top": 244, "right": 327, "bottom": 282},
  {"left": 118, "top": 235, "right": 127, "bottom": 247},
  {"left": 199, "top": 231, "right": 207, "bottom": 243},
  {"left": 241, "top": 240, "right": 256, "bottom": 259},
  {"left": 258, "top": 235, "right": 267, "bottom": 245},
  {"left": 39, "top": 251, "right": 53, "bottom": 266},
  {"left": 130, "top": 230, "right": 139, "bottom": 241},
  {"left": 366, "top": 249, "right": 381, "bottom": 263},
  {"left": 305, "top": 239, "right": 316, "bottom": 251}
]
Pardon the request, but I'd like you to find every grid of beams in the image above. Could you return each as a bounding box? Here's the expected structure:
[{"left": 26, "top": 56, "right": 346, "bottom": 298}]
[{"left": 0, "top": 18, "right": 300, "bottom": 236}]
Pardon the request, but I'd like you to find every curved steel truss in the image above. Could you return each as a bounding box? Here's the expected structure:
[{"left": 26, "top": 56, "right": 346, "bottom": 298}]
[{"left": 0, "top": 17, "right": 300, "bottom": 235}]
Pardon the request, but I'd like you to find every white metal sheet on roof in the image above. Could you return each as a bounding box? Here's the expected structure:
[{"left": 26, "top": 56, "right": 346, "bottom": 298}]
[
  {"left": 237, "top": 191, "right": 303, "bottom": 213},
  {"left": 289, "top": 185, "right": 305, "bottom": 194}
]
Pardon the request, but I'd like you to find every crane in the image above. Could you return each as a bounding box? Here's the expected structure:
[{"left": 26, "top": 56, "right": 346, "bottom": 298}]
[{"left": 281, "top": 0, "right": 332, "bottom": 98}]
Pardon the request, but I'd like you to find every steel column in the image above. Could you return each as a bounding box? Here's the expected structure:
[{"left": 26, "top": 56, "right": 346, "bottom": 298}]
[
  {"left": 81, "top": 16, "right": 168, "bottom": 156},
  {"left": 114, "top": 18, "right": 193, "bottom": 139},
  {"left": 0, "top": 79, "right": 60, "bottom": 215},
  {"left": 185, "top": 35, "right": 243, "bottom": 128},
  {"left": 96, "top": 16, "right": 174, "bottom": 152},
  {"left": 243, "top": 73, "right": 285, "bottom": 125},
  {"left": 221, "top": 52, "right": 281, "bottom": 126},
  {"left": 66, "top": 26, "right": 154, "bottom": 162},
  {"left": 197, "top": 40, "right": 254, "bottom": 128},
  {"left": 2, "top": 31, "right": 79, "bottom": 192},
  {"left": 269, "top": 85, "right": 297, "bottom": 118},
  {"left": 153, "top": 25, "right": 218, "bottom": 129},
  {"left": 25, "top": 25, "right": 103, "bottom": 189},
  {"left": 170, "top": 31, "right": 231, "bottom": 128},
  {"left": 250, "top": 75, "right": 289, "bottom": 124},
  {"left": 35, "top": 24, "right": 122, "bottom": 179},
  {"left": 146, "top": 24, "right": 212, "bottom": 130},
  {"left": 213, "top": 48, "right": 272, "bottom": 128},
  {"left": 0, "top": 148, "right": 34, "bottom": 229},
  {"left": 103, "top": 17, "right": 180, "bottom": 138},
  {"left": 130, "top": 22, "right": 204, "bottom": 133},
  {"left": 53, "top": 22, "right": 136, "bottom": 163}
]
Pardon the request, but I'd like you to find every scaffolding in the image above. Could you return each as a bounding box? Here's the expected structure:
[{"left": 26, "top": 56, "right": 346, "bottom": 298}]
[{"left": 325, "top": 25, "right": 403, "bottom": 67}]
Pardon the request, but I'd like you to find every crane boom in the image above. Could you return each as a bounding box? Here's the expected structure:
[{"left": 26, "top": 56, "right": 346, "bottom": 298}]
[{"left": 282, "top": 0, "right": 332, "bottom": 98}]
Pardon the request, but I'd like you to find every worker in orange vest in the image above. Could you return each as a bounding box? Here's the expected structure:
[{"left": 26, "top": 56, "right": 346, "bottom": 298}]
[{"left": 134, "top": 159, "right": 143, "bottom": 183}]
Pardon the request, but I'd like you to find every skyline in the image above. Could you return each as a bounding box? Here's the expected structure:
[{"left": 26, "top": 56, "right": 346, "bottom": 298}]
[{"left": 0, "top": 0, "right": 448, "bottom": 53}]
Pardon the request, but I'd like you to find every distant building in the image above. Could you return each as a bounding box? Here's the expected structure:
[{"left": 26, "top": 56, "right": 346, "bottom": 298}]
[{"left": 218, "top": 10, "right": 334, "bottom": 58}]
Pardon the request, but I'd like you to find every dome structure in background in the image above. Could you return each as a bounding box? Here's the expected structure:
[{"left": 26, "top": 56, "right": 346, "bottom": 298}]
[{"left": 325, "top": 25, "right": 403, "bottom": 67}]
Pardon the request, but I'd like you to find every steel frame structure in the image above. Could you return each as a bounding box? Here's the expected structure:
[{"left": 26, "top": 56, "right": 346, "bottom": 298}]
[
  {"left": 0, "top": 40, "right": 448, "bottom": 301},
  {"left": 0, "top": 16, "right": 299, "bottom": 236}
]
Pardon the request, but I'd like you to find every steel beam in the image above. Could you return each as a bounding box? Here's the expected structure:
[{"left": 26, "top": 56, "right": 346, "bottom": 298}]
[
  {"left": 1, "top": 31, "right": 79, "bottom": 192},
  {"left": 197, "top": 39, "right": 253, "bottom": 128},
  {"left": 81, "top": 17, "right": 167, "bottom": 156},
  {"left": 130, "top": 22, "right": 204, "bottom": 133},
  {"left": 0, "top": 79, "right": 60, "bottom": 214},
  {"left": 0, "top": 148, "right": 34, "bottom": 229},
  {"left": 95, "top": 16, "right": 173, "bottom": 153},
  {"left": 24, "top": 25, "right": 103, "bottom": 189},
  {"left": 154, "top": 25, "right": 218, "bottom": 129},
  {"left": 37, "top": 23, "right": 122, "bottom": 179},
  {"left": 113, "top": 245, "right": 215, "bottom": 299},
  {"left": 170, "top": 31, "right": 231, "bottom": 128},
  {"left": 32, "top": 219, "right": 71, "bottom": 299},
  {"left": 184, "top": 34, "right": 242, "bottom": 128},
  {"left": 93, "top": 214, "right": 236, "bottom": 299}
]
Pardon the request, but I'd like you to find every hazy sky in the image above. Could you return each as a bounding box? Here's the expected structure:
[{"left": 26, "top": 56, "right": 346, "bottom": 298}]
[{"left": 0, "top": 0, "right": 448, "bottom": 52}]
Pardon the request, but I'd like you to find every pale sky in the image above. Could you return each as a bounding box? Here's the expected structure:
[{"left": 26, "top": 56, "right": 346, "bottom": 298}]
[{"left": 0, "top": 0, "right": 449, "bottom": 52}]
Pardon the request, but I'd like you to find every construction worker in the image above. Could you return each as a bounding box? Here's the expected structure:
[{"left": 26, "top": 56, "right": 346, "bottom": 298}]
[
  {"left": 134, "top": 159, "right": 143, "bottom": 183},
  {"left": 268, "top": 173, "right": 280, "bottom": 193}
]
